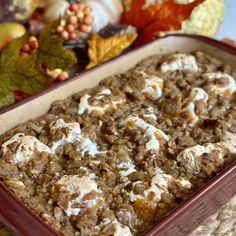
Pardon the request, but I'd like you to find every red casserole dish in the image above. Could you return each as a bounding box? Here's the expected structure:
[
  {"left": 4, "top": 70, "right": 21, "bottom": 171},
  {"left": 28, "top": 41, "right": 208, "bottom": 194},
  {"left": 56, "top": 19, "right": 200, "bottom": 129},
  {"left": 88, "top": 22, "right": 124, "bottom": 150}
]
[{"left": 0, "top": 34, "right": 236, "bottom": 236}]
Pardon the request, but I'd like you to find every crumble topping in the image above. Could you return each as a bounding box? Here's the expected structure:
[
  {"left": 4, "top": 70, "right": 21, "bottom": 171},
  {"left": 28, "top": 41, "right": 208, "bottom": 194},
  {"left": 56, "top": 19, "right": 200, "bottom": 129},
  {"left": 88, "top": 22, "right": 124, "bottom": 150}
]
[{"left": 101, "top": 220, "right": 133, "bottom": 236}]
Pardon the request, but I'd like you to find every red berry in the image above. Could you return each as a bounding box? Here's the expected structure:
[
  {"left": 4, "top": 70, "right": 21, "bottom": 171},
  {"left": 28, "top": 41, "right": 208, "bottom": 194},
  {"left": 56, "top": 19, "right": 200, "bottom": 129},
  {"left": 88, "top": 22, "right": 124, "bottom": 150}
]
[
  {"left": 21, "top": 43, "right": 31, "bottom": 53},
  {"left": 56, "top": 25, "right": 64, "bottom": 33},
  {"left": 66, "top": 24, "right": 75, "bottom": 33},
  {"left": 70, "top": 3, "right": 79, "bottom": 12},
  {"left": 78, "top": 3, "right": 85, "bottom": 10},
  {"left": 69, "top": 32, "right": 78, "bottom": 40},
  {"left": 29, "top": 40, "right": 39, "bottom": 50}
]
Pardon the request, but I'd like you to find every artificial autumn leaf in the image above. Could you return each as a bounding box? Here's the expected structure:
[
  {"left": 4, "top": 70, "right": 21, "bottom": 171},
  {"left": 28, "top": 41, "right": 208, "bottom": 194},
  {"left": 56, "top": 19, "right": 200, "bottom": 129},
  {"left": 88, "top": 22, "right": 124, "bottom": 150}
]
[
  {"left": 121, "top": 0, "right": 206, "bottom": 46},
  {"left": 0, "top": 33, "right": 48, "bottom": 109},
  {"left": 36, "top": 20, "right": 77, "bottom": 71},
  {"left": 87, "top": 33, "right": 137, "bottom": 69},
  {"left": 0, "top": 20, "right": 77, "bottom": 109}
]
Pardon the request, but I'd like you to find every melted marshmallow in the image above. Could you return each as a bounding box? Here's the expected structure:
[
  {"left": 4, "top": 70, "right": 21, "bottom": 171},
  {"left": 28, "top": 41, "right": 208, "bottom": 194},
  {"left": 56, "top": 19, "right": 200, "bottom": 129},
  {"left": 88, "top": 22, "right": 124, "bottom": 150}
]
[
  {"left": 177, "top": 143, "right": 225, "bottom": 173},
  {"left": 177, "top": 132, "right": 236, "bottom": 174},
  {"left": 129, "top": 168, "right": 191, "bottom": 205},
  {"left": 97, "top": 89, "right": 112, "bottom": 96},
  {"left": 101, "top": 220, "right": 133, "bottom": 236},
  {"left": 143, "top": 107, "right": 157, "bottom": 121},
  {"left": 50, "top": 119, "right": 99, "bottom": 156},
  {"left": 78, "top": 89, "right": 123, "bottom": 115},
  {"left": 76, "top": 138, "right": 100, "bottom": 156},
  {"left": 160, "top": 54, "right": 198, "bottom": 73},
  {"left": 1, "top": 133, "right": 50, "bottom": 164},
  {"left": 125, "top": 116, "right": 169, "bottom": 152},
  {"left": 142, "top": 75, "right": 164, "bottom": 100},
  {"left": 117, "top": 161, "right": 136, "bottom": 176},
  {"left": 203, "top": 73, "right": 236, "bottom": 97},
  {"left": 181, "top": 88, "right": 208, "bottom": 125},
  {"left": 50, "top": 119, "right": 82, "bottom": 153},
  {"left": 53, "top": 175, "right": 102, "bottom": 217}
]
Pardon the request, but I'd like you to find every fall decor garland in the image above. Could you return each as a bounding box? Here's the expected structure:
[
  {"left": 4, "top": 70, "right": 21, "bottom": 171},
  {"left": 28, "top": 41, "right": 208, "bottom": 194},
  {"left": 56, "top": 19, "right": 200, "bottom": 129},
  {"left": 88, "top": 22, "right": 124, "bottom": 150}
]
[
  {"left": 0, "top": 0, "right": 225, "bottom": 109},
  {"left": 121, "top": 0, "right": 206, "bottom": 46}
]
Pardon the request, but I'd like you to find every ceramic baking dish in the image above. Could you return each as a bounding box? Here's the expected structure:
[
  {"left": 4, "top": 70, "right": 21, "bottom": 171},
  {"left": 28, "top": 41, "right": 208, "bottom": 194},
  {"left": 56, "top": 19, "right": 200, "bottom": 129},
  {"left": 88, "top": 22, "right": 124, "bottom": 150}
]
[{"left": 0, "top": 34, "right": 236, "bottom": 236}]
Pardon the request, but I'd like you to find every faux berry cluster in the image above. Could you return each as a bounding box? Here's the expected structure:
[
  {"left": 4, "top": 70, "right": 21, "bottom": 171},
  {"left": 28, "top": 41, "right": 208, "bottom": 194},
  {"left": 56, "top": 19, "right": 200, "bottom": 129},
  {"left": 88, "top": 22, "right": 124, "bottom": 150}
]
[
  {"left": 56, "top": 2, "right": 94, "bottom": 40},
  {"left": 46, "top": 68, "right": 69, "bottom": 81},
  {"left": 20, "top": 36, "right": 39, "bottom": 57}
]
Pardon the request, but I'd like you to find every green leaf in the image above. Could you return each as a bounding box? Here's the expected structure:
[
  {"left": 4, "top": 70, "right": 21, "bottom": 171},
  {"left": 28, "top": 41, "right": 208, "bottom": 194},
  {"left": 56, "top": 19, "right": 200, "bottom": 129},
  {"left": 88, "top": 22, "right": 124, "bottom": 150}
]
[
  {"left": 0, "top": 91, "right": 15, "bottom": 109},
  {"left": 0, "top": 20, "right": 77, "bottom": 109}
]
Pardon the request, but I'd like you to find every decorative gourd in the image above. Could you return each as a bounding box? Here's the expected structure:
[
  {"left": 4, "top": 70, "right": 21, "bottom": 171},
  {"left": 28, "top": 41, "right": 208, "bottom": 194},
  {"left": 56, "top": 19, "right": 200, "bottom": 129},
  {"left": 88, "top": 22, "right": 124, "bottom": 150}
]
[
  {"left": 178, "top": 0, "right": 224, "bottom": 37},
  {"left": 43, "top": 0, "right": 70, "bottom": 22},
  {"left": 0, "top": 0, "right": 46, "bottom": 21},
  {"left": 0, "top": 23, "right": 26, "bottom": 51},
  {"left": 81, "top": 0, "right": 123, "bottom": 32},
  {"left": 123, "top": 0, "right": 224, "bottom": 37}
]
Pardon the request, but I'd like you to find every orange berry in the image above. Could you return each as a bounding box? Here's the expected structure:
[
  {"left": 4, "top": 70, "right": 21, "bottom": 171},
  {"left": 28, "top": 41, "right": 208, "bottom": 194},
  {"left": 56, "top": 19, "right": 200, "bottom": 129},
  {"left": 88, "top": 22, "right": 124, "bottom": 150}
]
[
  {"left": 58, "top": 72, "right": 69, "bottom": 81},
  {"left": 70, "top": 3, "right": 79, "bottom": 12},
  {"left": 60, "top": 19, "right": 66, "bottom": 27},
  {"left": 69, "top": 32, "right": 78, "bottom": 40},
  {"left": 67, "top": 16, "right": 78, "bottom": 25},
  {"left": 60, "top": 30, "right": 69, "bottom": 39},
  {"left": 76, "top": 11, "right": 84, "bottom": 19},
  {"left": 21, "top": 43, "right": 31, "bottom": 53},
  {"left": 56, "top": 25, "right": 64, "bottom": 33},
  {"left": 83, "top": 6, "right": 92, "bottom": 15},
  {"left": 84, "top": 16, "right": 93, "bottom": 25},
  {"left": 79, "top": 24, "right": 88, "bottom": 33},
  {"left": 66, "top": 24, "right": 75, "bottom": 33},
  {"left": 65, "top": 9, "right": 73, "bottom": 16},
  {"left": 28, "top": 36, "right": 38, "bottom": 43},
  {"left": 87, "top": 26, "right": 92, "bottom": 33}
]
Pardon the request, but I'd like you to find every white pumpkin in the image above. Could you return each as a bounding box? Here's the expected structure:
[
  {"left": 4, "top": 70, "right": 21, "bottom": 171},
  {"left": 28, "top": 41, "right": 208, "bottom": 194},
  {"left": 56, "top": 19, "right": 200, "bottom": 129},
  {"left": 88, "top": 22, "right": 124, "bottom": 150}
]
[
  {"left": 44, "top": 0, "right": 69, "bottom": 22},
  {"left": 82, "top": 0, "right": 123, "bottom": 32}
]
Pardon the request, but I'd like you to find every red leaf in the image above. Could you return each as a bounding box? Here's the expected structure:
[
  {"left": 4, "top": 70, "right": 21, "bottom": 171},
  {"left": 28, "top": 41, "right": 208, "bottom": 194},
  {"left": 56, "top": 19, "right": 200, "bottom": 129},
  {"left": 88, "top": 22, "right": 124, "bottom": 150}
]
[{"left": 121, "top": 0, "right": 206, "bottom": 46}]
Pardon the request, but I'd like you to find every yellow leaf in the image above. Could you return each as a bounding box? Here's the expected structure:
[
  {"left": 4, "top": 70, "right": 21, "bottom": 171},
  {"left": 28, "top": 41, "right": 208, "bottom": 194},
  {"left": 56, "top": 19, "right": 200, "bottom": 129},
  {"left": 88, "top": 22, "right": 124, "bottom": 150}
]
[{"left": 87, "top": 33, "right": 137, "bottom": 69}]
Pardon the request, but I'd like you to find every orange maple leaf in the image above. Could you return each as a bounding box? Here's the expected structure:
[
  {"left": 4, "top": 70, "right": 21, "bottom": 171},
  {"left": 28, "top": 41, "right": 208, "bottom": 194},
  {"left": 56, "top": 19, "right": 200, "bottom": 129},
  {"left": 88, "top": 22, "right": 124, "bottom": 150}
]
[{"left": 121, "top": 0, "right": 206, "bottom": 46}]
